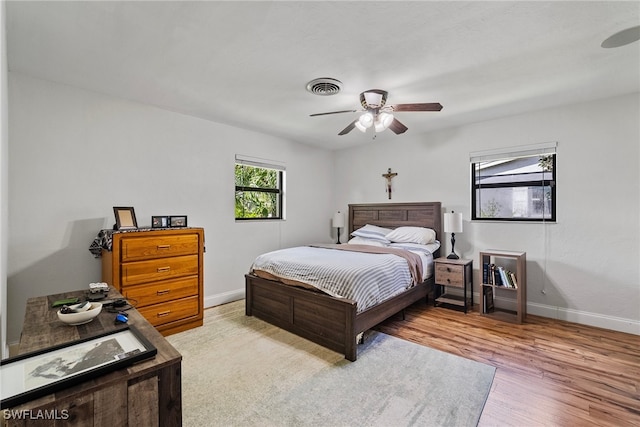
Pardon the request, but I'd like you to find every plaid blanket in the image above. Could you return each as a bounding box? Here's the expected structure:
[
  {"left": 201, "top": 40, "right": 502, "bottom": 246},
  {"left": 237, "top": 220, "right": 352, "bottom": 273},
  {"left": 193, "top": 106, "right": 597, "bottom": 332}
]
[{"left": 250, "top": 244, "right": 430, "bottom": 313}]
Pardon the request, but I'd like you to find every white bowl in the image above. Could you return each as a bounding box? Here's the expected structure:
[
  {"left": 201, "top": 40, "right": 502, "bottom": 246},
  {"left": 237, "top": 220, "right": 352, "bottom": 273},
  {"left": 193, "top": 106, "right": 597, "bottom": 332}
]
[{"left": 57, "top": 302, "right": 103, "bottom": 325}]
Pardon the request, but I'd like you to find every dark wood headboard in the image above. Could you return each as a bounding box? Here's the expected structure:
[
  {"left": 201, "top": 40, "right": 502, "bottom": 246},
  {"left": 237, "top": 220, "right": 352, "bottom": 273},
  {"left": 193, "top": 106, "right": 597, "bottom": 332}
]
[{"left": 348, "top": 202, "right": 443, "bottom": 251}]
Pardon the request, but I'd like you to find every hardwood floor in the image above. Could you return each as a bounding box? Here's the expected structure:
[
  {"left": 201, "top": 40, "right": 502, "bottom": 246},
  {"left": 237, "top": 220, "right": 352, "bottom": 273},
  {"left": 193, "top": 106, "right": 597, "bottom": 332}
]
[{"left": 375, "top": 301, "right": 640, "bottom": 427}]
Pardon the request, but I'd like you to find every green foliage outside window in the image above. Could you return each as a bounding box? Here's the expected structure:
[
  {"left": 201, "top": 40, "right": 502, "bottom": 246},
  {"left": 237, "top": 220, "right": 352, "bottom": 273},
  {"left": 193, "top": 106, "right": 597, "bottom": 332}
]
[
  {"left": 235, "top": 164, "right": 282, "bottom": 219},
  {"left": 480, "top": 199, "right": 502, "bottom": 218}
]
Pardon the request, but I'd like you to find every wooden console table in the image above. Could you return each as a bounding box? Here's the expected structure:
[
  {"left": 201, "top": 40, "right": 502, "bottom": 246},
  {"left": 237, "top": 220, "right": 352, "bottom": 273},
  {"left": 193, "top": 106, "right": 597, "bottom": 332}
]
[{"left": 5, "top": 288, "right": 182, "bottom": 426}]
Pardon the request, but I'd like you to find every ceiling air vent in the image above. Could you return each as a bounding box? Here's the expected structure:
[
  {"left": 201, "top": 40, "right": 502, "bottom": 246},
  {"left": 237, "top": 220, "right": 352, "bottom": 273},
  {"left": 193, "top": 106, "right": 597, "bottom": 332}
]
[{"left": 306, "top": 78, "right": 343, "bottom": 96}]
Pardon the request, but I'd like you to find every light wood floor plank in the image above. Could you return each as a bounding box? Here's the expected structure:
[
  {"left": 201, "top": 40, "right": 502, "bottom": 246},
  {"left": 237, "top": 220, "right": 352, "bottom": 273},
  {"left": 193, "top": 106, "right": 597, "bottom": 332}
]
[{"left": 376, "top": 302, "right": 640, "bottom": 427}]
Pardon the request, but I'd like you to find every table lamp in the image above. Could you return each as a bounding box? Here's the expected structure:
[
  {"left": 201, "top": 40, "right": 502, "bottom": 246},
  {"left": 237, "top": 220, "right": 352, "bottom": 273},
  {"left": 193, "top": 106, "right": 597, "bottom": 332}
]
[
  {"left": 333, "top": 211, "right": 345, "bottom": 244},
  {"left": 444, "top": 211, "right": 463, "bottom": 259}
]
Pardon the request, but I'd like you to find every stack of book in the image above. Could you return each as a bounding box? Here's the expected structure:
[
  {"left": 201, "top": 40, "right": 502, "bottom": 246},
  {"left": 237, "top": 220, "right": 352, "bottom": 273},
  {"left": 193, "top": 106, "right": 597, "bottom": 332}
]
[{"left": 483, "top": 263, "right": 518, "bottom": 288}]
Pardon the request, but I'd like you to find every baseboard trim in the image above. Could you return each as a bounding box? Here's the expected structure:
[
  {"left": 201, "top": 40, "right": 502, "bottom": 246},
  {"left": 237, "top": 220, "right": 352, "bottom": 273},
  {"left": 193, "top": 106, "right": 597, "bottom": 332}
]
[
  {"left": 204, "top": 289, "right": 245, "bottom": 309},
  {"left": 473, "top": 292, "right": 640, "bottom": 335},
  {"left": 527, "top": 302, "right": 640, "bottom": 336},
  {"left": 471, "top": 290, "right": 639, "bottom": 335}
]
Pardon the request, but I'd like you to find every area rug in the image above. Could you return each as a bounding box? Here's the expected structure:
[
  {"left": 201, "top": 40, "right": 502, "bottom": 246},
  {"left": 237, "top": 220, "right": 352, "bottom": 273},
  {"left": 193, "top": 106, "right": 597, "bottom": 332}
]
[{"left": 167, "top": 300, "right": 495, "bottom": 427}]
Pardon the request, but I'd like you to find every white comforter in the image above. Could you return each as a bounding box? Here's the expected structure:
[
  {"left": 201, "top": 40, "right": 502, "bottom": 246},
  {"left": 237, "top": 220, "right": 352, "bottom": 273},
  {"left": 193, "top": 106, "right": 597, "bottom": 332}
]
[{"left": 250, "top": 245, "right": 434, "bottom": 313}]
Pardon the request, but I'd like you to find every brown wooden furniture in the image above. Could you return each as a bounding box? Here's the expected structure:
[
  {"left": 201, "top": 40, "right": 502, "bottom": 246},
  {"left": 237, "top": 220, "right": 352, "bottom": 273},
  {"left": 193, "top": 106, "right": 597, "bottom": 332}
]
[
  {"left": 434, "top": 257, "right": 473, "bottom": 313},
  {"left": 245, "top": 202, "right": 442, "bottom": 361},
  {"left": 479, "top": 249, "right": 526, "bottom": 323},
  {"left": 102, "top": 228, "right": 205, "bottom": 336},
  {"left": 6, "top": 288, "right": 182, "bottom": 426}
]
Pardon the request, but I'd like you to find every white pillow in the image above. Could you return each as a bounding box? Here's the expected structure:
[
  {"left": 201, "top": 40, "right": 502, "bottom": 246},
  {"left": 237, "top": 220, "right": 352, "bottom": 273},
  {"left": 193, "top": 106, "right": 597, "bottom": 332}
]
[
  {"left": 389, "top": 241, "right": 440, "bottom": 254},
  {"left": 385, "top": 226, "right": 436, "bottom": 245},
  {"left": 348, "top": 236, "right": 389, "bottom": 247},
  {"left": 351, "top": 224, "right": 392, "bottom": 244}
]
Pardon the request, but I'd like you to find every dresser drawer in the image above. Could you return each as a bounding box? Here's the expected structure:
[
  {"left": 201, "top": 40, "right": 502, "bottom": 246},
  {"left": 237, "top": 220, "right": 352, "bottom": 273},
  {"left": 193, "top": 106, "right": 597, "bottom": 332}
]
[
  {"left": 122, "top": 255, "right": 199, "bottom": 286},
  {"left": 137, "top": 296, "right": 200, "bottom": 327},
  {"left": 122, "top": 277, "right": 199, "bottom": 307},
  {"left": 435, "top": 263, "right": 464, "bottom": 287},
  {"left": 121, "top": 234, "right": 200, "bottom": 262}
]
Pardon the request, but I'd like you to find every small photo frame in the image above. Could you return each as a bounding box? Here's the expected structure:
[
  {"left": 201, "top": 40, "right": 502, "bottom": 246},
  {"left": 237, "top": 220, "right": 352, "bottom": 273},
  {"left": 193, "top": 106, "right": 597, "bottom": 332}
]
[
  {"left": 151, "top": 216, "right": 169, "bottom": 228},
  {"left": 113, "top": 207, "right": 138, "bottom": 230},
  {"left": 1, "top": 326, "right": 156, "bottom": 409},
  {"left": 169, "top": 216, "right": 187, "bottom": 228}
]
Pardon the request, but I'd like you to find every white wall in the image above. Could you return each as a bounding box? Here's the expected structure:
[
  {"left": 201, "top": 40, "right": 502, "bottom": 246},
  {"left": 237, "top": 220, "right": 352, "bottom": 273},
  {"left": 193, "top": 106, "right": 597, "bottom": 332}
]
[
  {"left": 334, "top": 93, "right": 640, "bottom": 334},
  {"left": 6, "top": 73, "right": 334, "bottom": 344},
  {"left": 5, "top": 72, "right": 638, "bottom": 345},
  {"left": 1, "top": 0, "right": 9, "bottom": 357}
]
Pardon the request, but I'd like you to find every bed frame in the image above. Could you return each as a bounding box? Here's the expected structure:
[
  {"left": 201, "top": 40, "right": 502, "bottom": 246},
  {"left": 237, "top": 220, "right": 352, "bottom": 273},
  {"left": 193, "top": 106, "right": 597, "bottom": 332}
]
[{"left": 245, "top": 202, "right": 442, "bottom": 361}]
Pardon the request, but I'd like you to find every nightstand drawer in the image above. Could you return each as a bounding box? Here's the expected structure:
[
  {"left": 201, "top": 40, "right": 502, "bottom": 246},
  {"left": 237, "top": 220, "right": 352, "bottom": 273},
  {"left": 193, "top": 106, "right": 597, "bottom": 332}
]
[
  {"left": 435, "top": 263, "right": 464, "bottom": 287},
  {"left": 121, "top": 255, "right": 199, "bottom": 286},
  {"left": 121, "top": 234, "right": 200, "bottom": 262}
]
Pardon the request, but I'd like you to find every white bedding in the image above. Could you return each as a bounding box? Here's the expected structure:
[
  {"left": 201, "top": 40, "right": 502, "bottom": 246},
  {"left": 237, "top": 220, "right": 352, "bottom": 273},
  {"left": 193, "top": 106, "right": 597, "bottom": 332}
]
[{"left": 250, "top": 245, "right": 434, "bottom": 313}]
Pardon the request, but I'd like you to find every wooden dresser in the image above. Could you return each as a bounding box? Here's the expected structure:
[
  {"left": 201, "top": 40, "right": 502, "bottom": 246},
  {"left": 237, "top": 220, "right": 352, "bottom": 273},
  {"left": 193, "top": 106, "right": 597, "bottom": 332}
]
[
  {"left": 5, "top": 288, "right": 181, "bottom": 426},
  {"left": 102, "top": 228, "right": 205, "bottom": 336}
]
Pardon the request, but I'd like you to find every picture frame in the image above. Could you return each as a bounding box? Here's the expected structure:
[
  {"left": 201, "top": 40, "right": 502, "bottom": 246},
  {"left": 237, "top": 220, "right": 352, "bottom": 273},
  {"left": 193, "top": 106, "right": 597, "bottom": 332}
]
[
  {"left": 1, "top": 326, "right": 156, "bottom": 409},
  {"left": 169, "top": 215, "right": 187, "bottom": 228},
  {"left": 151, "top": 216, "right": 169, "bottom": 228},
  {"left": 113, "top": 207, "right": 138, "bottom": 230}
]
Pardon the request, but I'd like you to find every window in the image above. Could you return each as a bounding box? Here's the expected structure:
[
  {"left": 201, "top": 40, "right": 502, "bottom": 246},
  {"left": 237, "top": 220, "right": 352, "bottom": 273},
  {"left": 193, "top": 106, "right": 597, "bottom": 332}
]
[
  {"left": 471, "top": 143, "right": 556, "bottom": 221},
  {"left": 235, "top": 155, "right": 285, "bottom": 220}
]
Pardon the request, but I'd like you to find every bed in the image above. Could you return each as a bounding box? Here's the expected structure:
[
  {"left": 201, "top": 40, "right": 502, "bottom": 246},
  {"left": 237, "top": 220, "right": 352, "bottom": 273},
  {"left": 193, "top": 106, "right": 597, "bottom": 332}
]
[{"left": 245, "top": 202, "right": 442, "bottom": 361}]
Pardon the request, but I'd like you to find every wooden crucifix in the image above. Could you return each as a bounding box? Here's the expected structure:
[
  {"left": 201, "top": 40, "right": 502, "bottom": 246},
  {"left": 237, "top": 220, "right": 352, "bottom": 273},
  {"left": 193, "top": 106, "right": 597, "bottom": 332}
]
[{"left": 382, "top": 168, "right": 398, "bottom": 200}]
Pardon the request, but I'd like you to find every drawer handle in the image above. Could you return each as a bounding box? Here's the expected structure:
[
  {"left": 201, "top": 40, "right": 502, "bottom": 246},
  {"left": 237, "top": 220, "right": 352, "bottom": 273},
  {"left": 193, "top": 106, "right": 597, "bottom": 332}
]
[
  {"left": 157, "top": 310, "right": 171, "bottom": 317},
  {"left": 446, "top": 267, "right": 451, "bottom": 272},
  {"left": 447, "top": 278, "right": 451, "bottom": 283},
  {"left": 157, "top": 245, "right": 171, "bottom": 250},
  {"left": 157, "top": 289, "right": 170, "bottom": 296},
  {"left": 157, "top": 266, "right": 171, "bottom": 273}
]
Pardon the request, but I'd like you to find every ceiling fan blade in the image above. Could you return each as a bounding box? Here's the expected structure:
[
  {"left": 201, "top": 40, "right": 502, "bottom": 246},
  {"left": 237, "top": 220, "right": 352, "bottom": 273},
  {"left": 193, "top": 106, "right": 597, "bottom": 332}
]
[
  {"left": 388, "top": 118, "right": 408, "bottom": 135},
  {"left": 338, "top": 120, "right": 358, "bottom": 135},
  {"left": 390, "top": 103, "right": 443, "bottom": 112},
  {"left": 310, "top": 109, "right": 358, "bottom": 117}
]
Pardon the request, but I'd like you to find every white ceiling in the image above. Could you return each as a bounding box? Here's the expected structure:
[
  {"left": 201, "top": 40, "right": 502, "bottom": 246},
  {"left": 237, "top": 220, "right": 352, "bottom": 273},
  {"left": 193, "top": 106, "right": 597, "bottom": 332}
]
[{"left": 6, "top": 1, "right": 640, "bottom": 150}]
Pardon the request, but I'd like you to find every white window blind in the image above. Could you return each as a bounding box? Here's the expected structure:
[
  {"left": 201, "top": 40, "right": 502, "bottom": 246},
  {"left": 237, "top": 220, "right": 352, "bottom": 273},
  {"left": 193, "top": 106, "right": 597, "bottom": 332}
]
[
  {"left": 235, "top": 154, "right": 286, "bottom": 171},
  {"left": 470, "top": 141, "right": 557, "bottom": 163}
]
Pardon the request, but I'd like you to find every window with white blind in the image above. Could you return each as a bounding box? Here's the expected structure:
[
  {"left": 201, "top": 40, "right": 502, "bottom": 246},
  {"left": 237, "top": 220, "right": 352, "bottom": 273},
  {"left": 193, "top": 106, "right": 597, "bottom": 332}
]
[
  {"left": 235, "top": 155, "right": 286, "bottom": 220},
  {"left": 470, "top": 142, "right": 557, "bottom": 221}
]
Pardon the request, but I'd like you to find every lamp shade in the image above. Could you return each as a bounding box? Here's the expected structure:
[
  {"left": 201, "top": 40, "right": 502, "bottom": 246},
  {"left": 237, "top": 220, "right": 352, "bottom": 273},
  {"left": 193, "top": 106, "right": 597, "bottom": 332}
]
[
  {"left": 332, "top": 211, "right": 345, "bottom": 229},
  {"left": 444, "top": 212, "right": 463, "bottom": 233}
]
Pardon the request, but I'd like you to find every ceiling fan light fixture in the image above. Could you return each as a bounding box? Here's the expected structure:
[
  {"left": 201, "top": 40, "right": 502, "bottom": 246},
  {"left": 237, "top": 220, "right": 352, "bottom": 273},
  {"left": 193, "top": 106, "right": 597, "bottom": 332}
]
[
  {"left": 310, "top": 88, "right": 441, "bottom": 136},
  {"left": 361, "top": 90, "right": 387, "bottom": 108},
  {"left": 374, "top": 112, "right": 394, "bottom": 132},
  {"left": 358, "top": 112, "right": 374, "bottom": 128},
  {"left": 364, "top": 92, "right": 383, "bottom": 107},
  {"left": 354, "top": 121, "right": 367, "bottom": 133}
]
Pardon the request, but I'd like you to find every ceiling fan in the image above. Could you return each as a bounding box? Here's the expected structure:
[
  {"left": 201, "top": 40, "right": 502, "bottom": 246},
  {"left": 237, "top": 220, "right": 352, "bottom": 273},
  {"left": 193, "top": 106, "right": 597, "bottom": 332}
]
[{"left": 310, "top": 89, "right": 443, "bottom": 136}]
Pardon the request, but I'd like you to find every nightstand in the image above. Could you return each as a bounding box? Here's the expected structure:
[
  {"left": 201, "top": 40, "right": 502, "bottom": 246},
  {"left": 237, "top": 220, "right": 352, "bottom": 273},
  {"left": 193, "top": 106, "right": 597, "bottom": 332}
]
[{"left": 434, "top": 257, "right": 473, "bottom": 313}]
